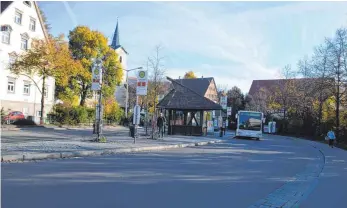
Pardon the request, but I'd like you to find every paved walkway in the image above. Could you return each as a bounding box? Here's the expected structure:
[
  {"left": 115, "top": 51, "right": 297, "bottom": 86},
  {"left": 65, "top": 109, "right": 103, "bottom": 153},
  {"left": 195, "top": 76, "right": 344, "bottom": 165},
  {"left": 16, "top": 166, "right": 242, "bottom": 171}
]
[
  {"left": 1, "top": 126, "right": 232, "bottom": 162},
  {"left": 300, "top": 139, "right": 347, "bottom": 208}
]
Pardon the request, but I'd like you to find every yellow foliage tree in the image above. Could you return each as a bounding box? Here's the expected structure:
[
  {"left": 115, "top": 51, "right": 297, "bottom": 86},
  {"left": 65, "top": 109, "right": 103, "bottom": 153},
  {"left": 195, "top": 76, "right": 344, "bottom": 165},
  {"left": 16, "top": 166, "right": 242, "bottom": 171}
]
[
  {"left": 183, "top": 71, "right": 197, "bottom": 79},
  {"left": 10, "top": 35, "right": 81, "bottom": 124},
  {"left": 68, "top": 26, "right": 123, "bottom": 106}
]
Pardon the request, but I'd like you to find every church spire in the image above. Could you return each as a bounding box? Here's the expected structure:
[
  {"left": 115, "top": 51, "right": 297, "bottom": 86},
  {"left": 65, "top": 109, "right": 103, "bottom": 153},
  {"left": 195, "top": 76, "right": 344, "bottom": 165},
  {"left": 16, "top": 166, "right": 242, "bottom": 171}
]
[{"left": 111, "top": 18, "right": 120, "bottom": 49}]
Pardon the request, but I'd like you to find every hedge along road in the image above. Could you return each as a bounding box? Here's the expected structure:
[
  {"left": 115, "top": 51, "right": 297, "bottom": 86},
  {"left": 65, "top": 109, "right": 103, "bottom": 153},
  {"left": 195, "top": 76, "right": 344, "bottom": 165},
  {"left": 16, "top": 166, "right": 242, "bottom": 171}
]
[{"left": 2, "top": 134, "right": 347, "bottom": 208}]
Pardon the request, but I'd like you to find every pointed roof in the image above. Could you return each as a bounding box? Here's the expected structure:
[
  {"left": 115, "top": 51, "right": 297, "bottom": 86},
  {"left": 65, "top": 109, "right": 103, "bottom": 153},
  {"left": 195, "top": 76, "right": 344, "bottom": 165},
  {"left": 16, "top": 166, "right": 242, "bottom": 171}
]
[
  {"left": 157, "top": 77, "right": 223, "bottom": 110},
  {"left": 110, "top": 19, "right": 128, "bottom": 54},
  {"left": 111, "top": 19, "right": 120, "bottom": 49},
  {"left": 173, "top": 77, "right": 214, "bottom": 96}
]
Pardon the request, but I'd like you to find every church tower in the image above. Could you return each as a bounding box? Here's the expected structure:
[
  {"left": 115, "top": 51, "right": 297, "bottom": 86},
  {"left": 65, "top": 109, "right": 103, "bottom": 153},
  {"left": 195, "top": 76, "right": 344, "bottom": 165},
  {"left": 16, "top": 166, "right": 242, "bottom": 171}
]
[{"left": 111, "top": 19, "right": 128, "bottom": 72}]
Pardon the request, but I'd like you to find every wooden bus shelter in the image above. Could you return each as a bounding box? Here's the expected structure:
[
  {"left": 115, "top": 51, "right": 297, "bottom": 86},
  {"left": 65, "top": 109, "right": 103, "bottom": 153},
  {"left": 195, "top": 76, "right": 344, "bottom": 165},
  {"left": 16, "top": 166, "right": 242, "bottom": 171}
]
[{"left": 157, "top": 77, "right": 223, "bottom": 136}]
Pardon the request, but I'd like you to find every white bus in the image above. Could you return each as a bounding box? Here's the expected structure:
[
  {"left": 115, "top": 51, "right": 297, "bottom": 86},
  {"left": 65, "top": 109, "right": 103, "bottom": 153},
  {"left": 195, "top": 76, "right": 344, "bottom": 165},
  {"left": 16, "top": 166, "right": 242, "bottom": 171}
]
[{"left": 235, "top": 111, "right": 264, "bottom": 140}]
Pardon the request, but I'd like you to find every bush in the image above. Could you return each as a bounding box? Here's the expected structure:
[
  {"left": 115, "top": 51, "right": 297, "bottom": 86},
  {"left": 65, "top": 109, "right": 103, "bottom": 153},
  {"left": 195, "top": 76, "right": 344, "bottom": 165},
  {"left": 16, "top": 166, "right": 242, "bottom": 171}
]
[
  {"left": 1, "top": 107, "right": 6, "bottom": 125},
  {"left": 52, "top": 104, "right": 95, "bottom": 125},
  {"left": 73, "top": 106, "right": 88, "bottom": 124},
  {"left": 104, "top": 99, "right": 124, "bottom": 124}
]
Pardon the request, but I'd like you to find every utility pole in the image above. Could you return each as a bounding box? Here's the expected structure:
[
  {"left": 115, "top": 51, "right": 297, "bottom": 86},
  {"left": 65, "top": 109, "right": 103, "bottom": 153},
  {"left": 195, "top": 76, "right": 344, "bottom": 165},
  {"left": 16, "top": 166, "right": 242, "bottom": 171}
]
[
  {"left": 124, "top": 67, "right": 143, "bottom": 119},
  {"left": 92, "top": 57, "right": 103, "bottom": 142},
  {"left": 125, "top": 71, "right": 129, "bottom": 118}
]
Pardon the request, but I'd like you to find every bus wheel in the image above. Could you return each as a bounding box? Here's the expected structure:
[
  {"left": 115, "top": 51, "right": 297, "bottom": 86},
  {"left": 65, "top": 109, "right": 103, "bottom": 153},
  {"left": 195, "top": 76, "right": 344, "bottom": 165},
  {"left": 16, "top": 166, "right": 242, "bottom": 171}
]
[{"left": 256, "top": 138, "right": 260, "bottom": 141}]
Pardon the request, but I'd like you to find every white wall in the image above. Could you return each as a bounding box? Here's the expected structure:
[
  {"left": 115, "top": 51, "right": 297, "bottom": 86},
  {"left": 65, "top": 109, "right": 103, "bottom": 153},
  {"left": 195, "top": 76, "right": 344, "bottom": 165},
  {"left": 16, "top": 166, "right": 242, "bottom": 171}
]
[
  {"left": 115, "top": 47, "right": 128, "bottom": 82},
  {"left": 0, "top": 1, "right": 55, "bottom": 121}
]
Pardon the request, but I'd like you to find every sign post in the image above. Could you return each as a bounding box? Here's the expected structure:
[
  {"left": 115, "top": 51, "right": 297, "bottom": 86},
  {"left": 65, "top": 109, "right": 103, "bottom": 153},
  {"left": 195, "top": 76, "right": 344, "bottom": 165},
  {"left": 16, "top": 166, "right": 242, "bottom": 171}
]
[
  {"left": 91, "top": 58, "right": 103, "bottom": 142},
  {"left": 134, "top": 70, "right": 147, "bottom": 143}
]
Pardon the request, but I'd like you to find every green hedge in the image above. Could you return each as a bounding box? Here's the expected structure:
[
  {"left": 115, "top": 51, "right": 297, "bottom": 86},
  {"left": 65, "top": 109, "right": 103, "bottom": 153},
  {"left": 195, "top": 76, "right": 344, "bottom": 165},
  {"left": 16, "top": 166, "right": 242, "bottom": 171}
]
[{"left": 50, "top": 104, "right": 124, "bottom": 125}]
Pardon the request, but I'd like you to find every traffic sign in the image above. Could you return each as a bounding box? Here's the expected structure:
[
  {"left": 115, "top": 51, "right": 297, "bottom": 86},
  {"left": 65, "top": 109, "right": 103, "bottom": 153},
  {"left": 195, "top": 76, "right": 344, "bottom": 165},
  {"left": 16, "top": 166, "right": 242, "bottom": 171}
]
[
  {"left": 220, "top": 96, "right": 227, "bottom": 110},
  {"left": 227, "top": 107, "right": 232, "bottom": 115},
  {"left": 136, "top": 70, "right": 148, "bottom": 95},
  {"left": 91, "top": 58, "right": 102, "bottom": 91}
]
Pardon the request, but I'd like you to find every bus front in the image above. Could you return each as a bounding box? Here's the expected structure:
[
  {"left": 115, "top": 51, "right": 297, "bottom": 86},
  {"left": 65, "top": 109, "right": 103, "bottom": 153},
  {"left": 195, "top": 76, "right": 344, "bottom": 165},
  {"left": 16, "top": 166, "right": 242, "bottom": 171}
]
[{"left": 236, "top": 111, "right": 263, "bottom": 140}]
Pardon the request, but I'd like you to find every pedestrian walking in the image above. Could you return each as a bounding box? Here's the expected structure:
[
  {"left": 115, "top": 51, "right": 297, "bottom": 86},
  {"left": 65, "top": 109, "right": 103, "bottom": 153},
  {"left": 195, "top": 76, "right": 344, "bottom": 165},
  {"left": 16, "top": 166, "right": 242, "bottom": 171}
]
[
  {"left": 326, "top": 129, "right": 336, "bottom": 148},
  {"left": 157, "top": 113, "right": 166, "bottom": 138},
  {"left": 222, "top": 121, "right": 226, "bottom": 135}
]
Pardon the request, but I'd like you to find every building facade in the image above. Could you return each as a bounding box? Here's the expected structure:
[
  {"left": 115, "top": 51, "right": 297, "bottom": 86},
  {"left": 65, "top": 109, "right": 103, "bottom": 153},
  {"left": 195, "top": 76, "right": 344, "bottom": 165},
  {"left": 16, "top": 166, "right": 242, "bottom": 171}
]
[{"left": 0, "top": 1, "right": 54, "bottom": 123}]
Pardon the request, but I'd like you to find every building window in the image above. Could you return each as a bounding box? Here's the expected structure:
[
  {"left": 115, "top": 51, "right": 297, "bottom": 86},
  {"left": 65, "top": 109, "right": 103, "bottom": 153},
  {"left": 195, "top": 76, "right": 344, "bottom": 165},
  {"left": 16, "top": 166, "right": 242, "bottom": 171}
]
[
  {"left": 1, "top": 31, "right": 10, "bottom": 44},
  {"left": 29, "top": 18, "right": 36, "bottom": 31},
  {"left": 119, "top": 56, "right": 122, "bottom": 63},
  {"left": 9, "top": 54, "right": 15, "bottom": 65},
  {"left": 15, "top": 10, "right": 22, "bottom": 25},
  {"left": 21, "top": 38, "right": 28, "bottom": 50},
  {"left": 23, "top": 82, "right": 30, "bottom": 95},
  {"left": 7, "top": 79, "right": 15, "bottom": 93},
  {"left": 36, "top": 111, "right": 42, "bottom": 117},
  {"left": 20, "top": 33, "right": 29, "bottom": 50},
  {"left": 1, "top": 25, "right": 12, "bottom": 44},
  {"left": 44, "top": 85, "right": 48, "bottom": 98},
  {"left": 23, "top": 1, "right": 31, "bottom": 7}
]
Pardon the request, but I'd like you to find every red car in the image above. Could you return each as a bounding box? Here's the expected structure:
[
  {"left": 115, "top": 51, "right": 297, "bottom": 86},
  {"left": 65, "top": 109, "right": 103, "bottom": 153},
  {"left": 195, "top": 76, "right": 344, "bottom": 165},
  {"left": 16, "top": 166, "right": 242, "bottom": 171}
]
[{"left": 4, "top": 111, "right": 25, "bottom": 123}]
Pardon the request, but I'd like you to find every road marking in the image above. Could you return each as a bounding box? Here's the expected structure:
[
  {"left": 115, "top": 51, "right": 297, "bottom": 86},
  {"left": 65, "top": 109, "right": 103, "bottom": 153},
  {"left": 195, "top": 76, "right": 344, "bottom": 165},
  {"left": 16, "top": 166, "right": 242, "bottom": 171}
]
[{"left": 248, "top": 145, "right": 325, "bottom": 208}]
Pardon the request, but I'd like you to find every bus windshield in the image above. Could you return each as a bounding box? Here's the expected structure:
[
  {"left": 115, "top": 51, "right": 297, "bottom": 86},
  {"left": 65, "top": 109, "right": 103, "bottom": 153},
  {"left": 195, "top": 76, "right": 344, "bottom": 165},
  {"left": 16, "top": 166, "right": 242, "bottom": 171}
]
[{"left": 238, "top": 112, "right": 262, "bottom": 131}]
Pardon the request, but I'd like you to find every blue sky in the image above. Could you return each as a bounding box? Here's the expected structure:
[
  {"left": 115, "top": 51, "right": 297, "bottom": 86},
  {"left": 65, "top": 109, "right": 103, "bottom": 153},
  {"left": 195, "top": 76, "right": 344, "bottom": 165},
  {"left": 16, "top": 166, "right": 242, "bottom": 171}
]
[{"left": 39, "top": 1, "right": 347, "bottom": 93}]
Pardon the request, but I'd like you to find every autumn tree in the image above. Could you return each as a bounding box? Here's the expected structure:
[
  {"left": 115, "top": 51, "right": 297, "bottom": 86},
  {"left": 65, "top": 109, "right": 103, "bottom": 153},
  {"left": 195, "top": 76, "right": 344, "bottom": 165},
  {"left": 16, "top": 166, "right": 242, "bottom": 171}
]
[
  {"left": 295, "top": 57, "right": 317, "bottom": 134},
  {"left": 68, "top": 26, "right": 123, "bottom": 106},
  {"left": 10, "top": 35, "right": 80, "bottom": 124},
  {"left": 146, "top": 45, "right": 166, "bottom": 138},
  {"left": 183, "top": 71, "right": 197, "bottom": 79},
  {"left": 227, "top": 86, "right": 245, "bottom": 121},
  {"left": 266, "top": 65, "right": 299, "bottom": 132},
  {"left": 309, "top": 44, "right": 335, "bottom": 135},
  {"left": 245, "top": 88, "right": 271, "bottom": 117},
  {"left": 325, "top": 28, "right": 347, "bottom": 140}
]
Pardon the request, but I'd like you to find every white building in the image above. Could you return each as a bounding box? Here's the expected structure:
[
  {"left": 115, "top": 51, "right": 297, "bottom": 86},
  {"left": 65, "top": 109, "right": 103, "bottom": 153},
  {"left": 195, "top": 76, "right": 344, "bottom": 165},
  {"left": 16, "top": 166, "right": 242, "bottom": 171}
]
[
  {"left": 0, "top": 1, "right": 54, "bottom": 123},
  {"left": 111, "top": 20, "right": 130, "bottom": 108},
  {"left": 110, "top": 20, "right": 128, "bottom": 74}
]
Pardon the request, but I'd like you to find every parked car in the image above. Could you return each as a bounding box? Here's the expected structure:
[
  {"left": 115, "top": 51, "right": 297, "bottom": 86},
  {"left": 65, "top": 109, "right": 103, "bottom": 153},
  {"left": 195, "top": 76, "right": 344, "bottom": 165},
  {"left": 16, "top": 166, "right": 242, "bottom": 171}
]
[{"left": 3, "top": 111, "right": 25, "bottom": 123}]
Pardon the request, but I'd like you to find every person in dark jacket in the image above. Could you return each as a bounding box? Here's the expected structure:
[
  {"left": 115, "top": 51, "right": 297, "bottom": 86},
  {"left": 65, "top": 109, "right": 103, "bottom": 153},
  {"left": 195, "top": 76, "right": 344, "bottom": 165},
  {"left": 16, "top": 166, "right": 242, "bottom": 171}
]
[{"left": 157, "top": 113, "right": 166, "bottom": 138}]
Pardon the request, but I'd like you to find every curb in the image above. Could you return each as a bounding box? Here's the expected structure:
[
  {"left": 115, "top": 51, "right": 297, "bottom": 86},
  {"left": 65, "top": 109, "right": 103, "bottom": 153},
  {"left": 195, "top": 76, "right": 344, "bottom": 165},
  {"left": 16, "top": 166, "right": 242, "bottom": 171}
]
[{"left": 1, "top": 139, "right": 223, "bottom": 163}]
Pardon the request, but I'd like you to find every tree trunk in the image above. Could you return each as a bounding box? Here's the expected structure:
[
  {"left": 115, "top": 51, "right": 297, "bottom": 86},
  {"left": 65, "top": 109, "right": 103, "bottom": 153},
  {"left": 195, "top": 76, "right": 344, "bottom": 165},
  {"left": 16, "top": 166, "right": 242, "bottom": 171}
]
[
  {"left": 317, "top": 99, "right": 323, "bottom": 136},
  {"left": 80, "top": 84, "right": 88, "bottom": 106},
  {"left": 40, "top": 76, "right": 46, "bottom": 125},
  {"left": 336, "top": 90, "right": 340, "bottom": 141}
]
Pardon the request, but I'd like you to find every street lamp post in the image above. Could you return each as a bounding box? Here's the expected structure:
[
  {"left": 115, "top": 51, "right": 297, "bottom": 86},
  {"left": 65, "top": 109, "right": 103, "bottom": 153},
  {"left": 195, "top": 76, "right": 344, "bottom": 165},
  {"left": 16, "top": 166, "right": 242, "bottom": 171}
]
[{"left": 124, "top": 67, "right": 143, "bottom": 118}]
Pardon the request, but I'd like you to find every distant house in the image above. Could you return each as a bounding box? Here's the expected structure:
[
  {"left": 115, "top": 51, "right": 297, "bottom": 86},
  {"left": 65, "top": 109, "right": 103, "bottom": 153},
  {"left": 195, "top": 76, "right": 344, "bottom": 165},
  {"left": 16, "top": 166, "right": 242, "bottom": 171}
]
[
  {"left": 248, "top": 78, "right": 336, "bottom": 117},
  {"left": 157, "top": 77, "right": 223, "bottom": 136},
  {"left": 249, "top": 78, "right": 334, "bottom": 97},
  {"left": 173, "top": 77, "right": 219, "bottom": 103}
]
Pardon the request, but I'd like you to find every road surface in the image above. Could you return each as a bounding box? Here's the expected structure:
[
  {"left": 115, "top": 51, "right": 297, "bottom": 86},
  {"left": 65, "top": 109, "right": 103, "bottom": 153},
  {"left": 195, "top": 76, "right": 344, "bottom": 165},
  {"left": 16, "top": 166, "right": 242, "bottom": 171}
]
[{"left": 2, "top": 134, "right": 347, "bottom": 208}]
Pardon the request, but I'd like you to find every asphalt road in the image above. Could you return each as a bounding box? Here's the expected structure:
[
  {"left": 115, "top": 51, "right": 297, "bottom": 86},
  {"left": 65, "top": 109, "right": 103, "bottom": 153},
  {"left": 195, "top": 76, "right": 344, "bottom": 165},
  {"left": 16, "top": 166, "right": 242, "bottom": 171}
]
[{"left": 2, "top": 135, "right": 347, "bottom": 208}]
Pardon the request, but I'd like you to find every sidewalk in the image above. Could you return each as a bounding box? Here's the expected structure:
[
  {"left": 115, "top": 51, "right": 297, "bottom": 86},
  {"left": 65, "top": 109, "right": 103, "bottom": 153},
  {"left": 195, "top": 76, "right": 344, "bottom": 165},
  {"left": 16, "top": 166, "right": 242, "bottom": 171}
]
[
  {"left": 1, "top": 131, "right": 232, "bottom": 163},
  {"left": 298, "top": 139, "right": 347, "bottom": 208}
]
